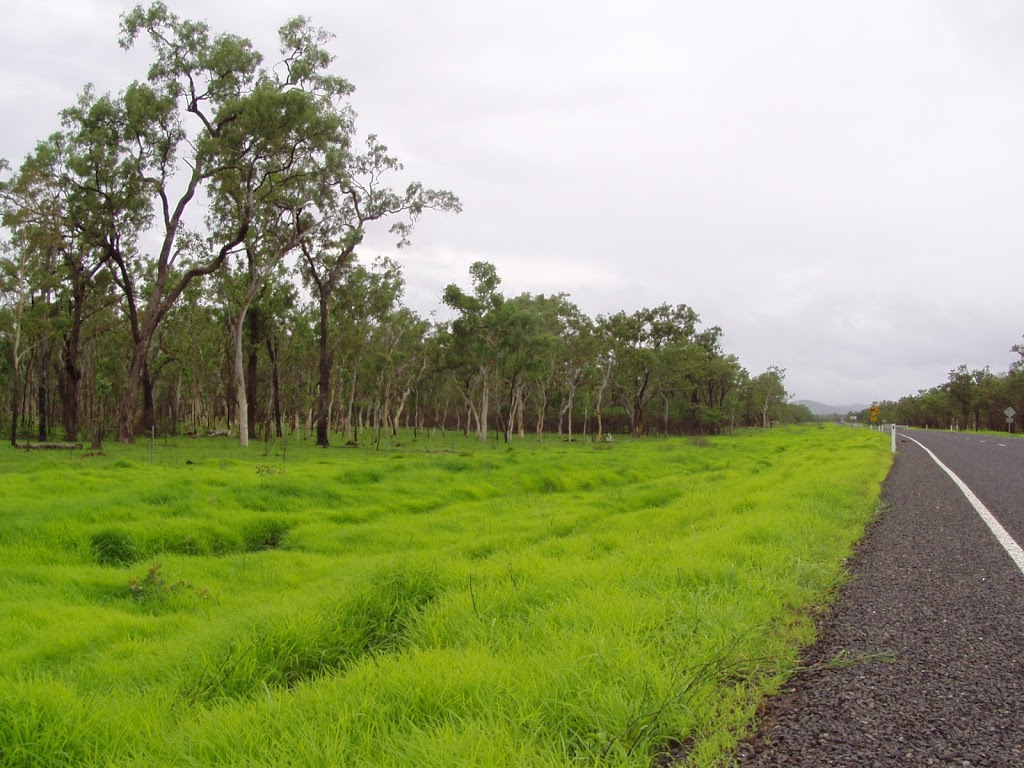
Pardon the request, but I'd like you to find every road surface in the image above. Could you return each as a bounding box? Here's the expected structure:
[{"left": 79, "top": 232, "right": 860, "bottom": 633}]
[{"left": 729, "top": 427, "right": 1024, "bottom": 767}]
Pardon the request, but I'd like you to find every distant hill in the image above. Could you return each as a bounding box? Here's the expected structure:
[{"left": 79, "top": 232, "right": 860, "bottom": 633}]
[{"left": 793, "top": 400, "right": 870, "bottom": 416}]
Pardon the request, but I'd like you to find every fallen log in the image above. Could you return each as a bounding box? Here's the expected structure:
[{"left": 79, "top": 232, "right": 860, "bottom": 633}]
[{"left": 20, "top": 442, "right": 83, "bottom": 451}]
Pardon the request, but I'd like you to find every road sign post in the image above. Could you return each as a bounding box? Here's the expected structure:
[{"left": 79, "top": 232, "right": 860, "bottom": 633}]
[{"left": 1006, "top": 407, "right": 1016, "bottom": 433}]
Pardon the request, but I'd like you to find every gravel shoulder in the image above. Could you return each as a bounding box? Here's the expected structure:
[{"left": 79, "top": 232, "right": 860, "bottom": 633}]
[{"left": 728, "top": 440, "right": 1024, "bottom": 767}]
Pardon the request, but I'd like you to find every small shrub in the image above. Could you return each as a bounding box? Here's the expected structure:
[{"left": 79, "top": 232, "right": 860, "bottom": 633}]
[
  {"left": 90, "top": 529, "right": 140, "bottom": 566},
  {"left": 129, "top": 563, "right": 208, "bottom": 603}
]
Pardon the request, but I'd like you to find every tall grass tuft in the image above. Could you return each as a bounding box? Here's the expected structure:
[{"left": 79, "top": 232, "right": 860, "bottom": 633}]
[{"left": 89, "top": 529, "right": 140, "bottom": 566}]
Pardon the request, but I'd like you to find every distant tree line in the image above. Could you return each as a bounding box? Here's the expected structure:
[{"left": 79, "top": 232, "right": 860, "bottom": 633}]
[
  {"left": 856, "top": 340, "right": 1024, "bottom": 432},
  {"left": 0, "top": 2, "right": 803, "bottom": 447}
]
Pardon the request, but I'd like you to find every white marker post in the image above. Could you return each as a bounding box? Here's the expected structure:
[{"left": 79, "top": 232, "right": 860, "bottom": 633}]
[{"left": 891, "top": 423, "right": 896, "bottom": 454}]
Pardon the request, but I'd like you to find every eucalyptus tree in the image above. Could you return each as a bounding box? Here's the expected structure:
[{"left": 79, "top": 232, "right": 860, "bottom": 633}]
[
  {"left": 441, "top": 261, "right": 505, "bottom": 441},
  {"left": 366, "top": 305, "right": 430, "bottom": 446},
  {"left": 325, "top": 256, "right": 405, "bottom": 443},
  {"left": 746, "top": 366, "right": 789, "bottom": 428},
  {"left": 0, "top": 299, "right": 14, "bottom": 440},
  {"left": 971, "top": 367, "right": 1002, "bottom": 431},
  {"left": 598, "top": 303, "right": 700, "bottom": 437},
  {"left": 1012, "top": 336, "right": 1024, "bottom": 373},
  {"left": 203, "top": 18, "right": 354, "bottom": 446},
  {"left": 300, "top": 136, "right": 460, "bottom": 447},
  {"left": 1006, "top": 371, "right": 1024, "bottom": 433},
  {"left": 269, "top": 300, "right": 319, "bottom": 439},
  {"left": 681, "top": 326, "right": 742, "bottom": 434},
  {"left": 152, "top": 279, "right": 224, "bottom": 435},
  {"left": 695, "top": 352, "right": 744, "bottom": 432},
  {"left": 41, "top": 3, "right": 357, "bottom": 443},
  {"left": 489, "top": 293, "right": 562, "bottom": 442},
  {"left": 1, "top": 146, "right": 71, "bottom": 441},
  {"left": 592, "top": 334, "right": 615, "bottom": 442},
  {"left": 520, "top": 293, "right": 593, "bottom": 440},
  {"left": 222, "top": 222, "right": 312, "bottom": 446},
  {"left": 909, "top": 386, "right": 954, "bottom": 429},
  {"left": 720, "top": 366, "right": 749, "bottom": 434},
  {"left": 251, "top": 277, "right": 299, "bottom": 439},
  {"left": 945, "top": 365, "right": 975, "bottom": 430},
  {"left": 0, "top": 140, "right": 100, "bottom": 443},
  {"left": 0, "top": 237, "right": 37, "bottom": 445},
  {"left": 409, "top": 324, "right": 449, "bottom": 438}
]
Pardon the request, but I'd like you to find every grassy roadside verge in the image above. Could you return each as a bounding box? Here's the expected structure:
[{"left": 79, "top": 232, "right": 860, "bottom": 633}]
[{"left": 0, "top": 425, "right": 891, "bottom": 767}]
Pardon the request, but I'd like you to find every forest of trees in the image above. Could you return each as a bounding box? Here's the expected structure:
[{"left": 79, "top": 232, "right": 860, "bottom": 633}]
[
  {"left": 0, "top": 3, "right": 802, "bottom": 448},
  {"left": 858, "top": 340, "right": 1024, "bottom": 433}
]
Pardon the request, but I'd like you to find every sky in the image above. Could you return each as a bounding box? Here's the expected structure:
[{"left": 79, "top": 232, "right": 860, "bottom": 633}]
[{"left": 3, "top": 0, "right": 1024, "bottom": 406}]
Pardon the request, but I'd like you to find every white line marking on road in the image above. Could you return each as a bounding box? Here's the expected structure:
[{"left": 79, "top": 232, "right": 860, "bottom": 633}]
[
  {"left": 999, "top": 444, "right": 1008, "bottom": 447},
  {"left": 901, "top": 434, "right": 1024, "bottom": 576}
]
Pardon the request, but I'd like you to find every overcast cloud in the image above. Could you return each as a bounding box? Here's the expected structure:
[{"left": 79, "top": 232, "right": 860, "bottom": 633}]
[{"left": 3, "top": 0, "right": 1023, "bottom": 406}]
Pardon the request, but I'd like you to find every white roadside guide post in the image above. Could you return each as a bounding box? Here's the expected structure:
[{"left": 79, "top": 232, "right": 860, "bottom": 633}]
[{"left": 891, "top": 423, "right": 896, "bottom": 453}]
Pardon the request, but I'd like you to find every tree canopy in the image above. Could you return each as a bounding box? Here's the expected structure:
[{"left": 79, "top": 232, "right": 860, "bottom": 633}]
[
  {"left": 865, "top": 345, "right": 1024, "bottom": 433},
  {"left": 0, "top": 4, "right": 802, "bottom": 447}
]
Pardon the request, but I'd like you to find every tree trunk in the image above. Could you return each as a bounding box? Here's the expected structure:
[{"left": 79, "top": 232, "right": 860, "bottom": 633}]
[
  {"left": 267, "top": 334, "right": 283, "bottom": 438},
  {"left": 233, "top": 313, "right": 250, "bottom": 446},
  {"left": 59, "top": 359, "right": 81, "bottom": 442},
  {"left": 142, "top": 362, "right": 156, "bottom": 435},
  {"left": 632, "top": 399, "right": 644, "bottom": 437},
  {"left": 21, "top": 356, "right": 35, "bottom": 436},
  {"left": 118, "top": 334, "right": 150, "bottom": 443},
  {"left": 59, "top": 297, "right": 85, "bottom": 442},
  {"left": 536, "top": 387, "right": 549, "bottom": 440},
  {"left": 9, "top": 372, "right": 19, "bottom": 447},
  {"left": 37, "top": 335, "right": 50, "bottom": 442},
  {"left": 516, "top": 381, "right": 527, "bottom": 439},
  {"left": 315, "top": 288, "right": 332, "bottom": 447},
  {"left": 346, "top": 359, "right": 361, "bottom": 442},
  {"left": 630, "top": 373, "right": 650, "bottom": 438},
  {"left": 477, "top": 368, "right": 490, "bottom": 442},
  {"left": 503, "top": 375, "right": 518, "bottom": 443},
  {"left": 567, "top": 394, "right": 575, "bottom": 442},
  {"left": 246, "top": 307, "right": 260, "bottom": 437},
  {"left": 171, "top": 373, "right": 181, "bottom": 436},
  {"left": 393, "top": 387, "right": 411, "bottom": 437}
]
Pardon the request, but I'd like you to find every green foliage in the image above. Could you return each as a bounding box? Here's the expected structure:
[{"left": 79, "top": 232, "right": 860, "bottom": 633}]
[
  {"left": 89, "top": 529, "right": 139, "bottom": 566},
  {"left": 0, "top": 428, "right": 891, "bottom": 766},
  {"left": 745, "top": 366, "right": 789, "bottom": 428},
  {"left": 129, "top": 562, "right": 209, "bottom": 605},
  {"left": 867, "top": 338, "right": 1024, "bottom": 431},
  {"left": 240, "top": 517, "right": 290, "bottom": 551}
]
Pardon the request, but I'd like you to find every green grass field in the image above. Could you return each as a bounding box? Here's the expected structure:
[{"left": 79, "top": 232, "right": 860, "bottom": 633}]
[{"left": 0, "top": 426, "right": 891, "bottom": 767}]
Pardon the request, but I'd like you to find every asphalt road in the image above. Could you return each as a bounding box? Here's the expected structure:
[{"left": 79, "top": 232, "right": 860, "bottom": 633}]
[
  {"left": 899, "top": 429, "right": 1024, "bottom": 562},
  {"left": 729, "top": 428, "right": 1024, "bottom": 767}
]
